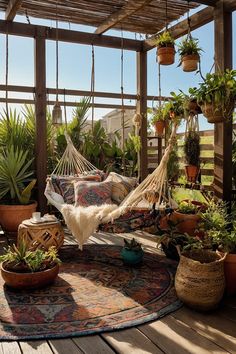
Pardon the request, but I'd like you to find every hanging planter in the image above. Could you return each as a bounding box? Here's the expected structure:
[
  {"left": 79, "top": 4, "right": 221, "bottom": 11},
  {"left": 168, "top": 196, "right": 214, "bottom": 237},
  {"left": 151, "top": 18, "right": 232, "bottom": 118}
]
[
  {"left": 155, "top": 31, "right": 175, "bottom": 66},
  {"left": 192, "top": 70, "right": 236, "bottom": 124},
  {"left": 150, "top": 105, "right": 168, "bottom": 137},
  {"left": 184, "top": 130, "right": 200, "bottom": 183},
  {"left": 178, "top": 37, "right": 202, "bottom": 73}
]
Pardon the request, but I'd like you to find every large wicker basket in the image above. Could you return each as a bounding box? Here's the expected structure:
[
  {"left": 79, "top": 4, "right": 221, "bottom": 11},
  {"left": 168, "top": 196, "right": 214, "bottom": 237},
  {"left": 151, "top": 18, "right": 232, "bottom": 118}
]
[{"left": 175, "top": 250, "right": 226, "bottom": 311}]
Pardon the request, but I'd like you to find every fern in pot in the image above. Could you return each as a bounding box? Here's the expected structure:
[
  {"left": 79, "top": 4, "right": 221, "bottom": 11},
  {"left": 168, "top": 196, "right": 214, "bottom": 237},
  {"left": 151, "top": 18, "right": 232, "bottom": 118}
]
[{"left": 178, "top": 36, "right": 202, "bottom": 72}]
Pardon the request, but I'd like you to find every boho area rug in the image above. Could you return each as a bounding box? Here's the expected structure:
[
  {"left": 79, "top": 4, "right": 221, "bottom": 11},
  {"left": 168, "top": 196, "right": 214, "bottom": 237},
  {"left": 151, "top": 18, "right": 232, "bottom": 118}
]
[{"left": 0, "top": 244, "right": 181, "bottom": 340}]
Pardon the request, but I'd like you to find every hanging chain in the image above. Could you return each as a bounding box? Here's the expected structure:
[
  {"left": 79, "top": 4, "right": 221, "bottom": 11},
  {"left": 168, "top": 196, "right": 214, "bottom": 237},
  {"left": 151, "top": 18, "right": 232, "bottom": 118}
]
[
  {"left": 187, "top": 0, "right": 192, "bottom": 39},
  {"left": 165, "top": 0, "right": 168, "bottom": 30},
  {"left": 90, "top": 44, "right": 95, "bottom": 131},
  {"left": 5, "top": 28, "right": 9, "bottom": 120},
  {"left": 121, "top": 29, "right": 126, "bottom": 173},
  {"left": 25, "top": 10, "right": 31, "bottom": 25},
  {"left": 56, "top": 0, "right": 59, "bottom": 102}
]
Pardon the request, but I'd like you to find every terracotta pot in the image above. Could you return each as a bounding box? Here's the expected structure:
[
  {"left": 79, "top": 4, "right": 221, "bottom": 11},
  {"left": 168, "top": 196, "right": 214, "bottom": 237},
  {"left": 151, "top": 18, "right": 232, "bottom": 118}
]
[
  {"left": 181, "top": 54, "right": 199, "bottom": 72},
  {"left": 224, "top": 253, "right": 236, "bottom": 295},
  {"left": 154, "top": 120, "right": 165, "bottom": 137},
  {"left": 1, "top": 262, "right": 59, "bottom": 290},
  {"left": 157, "top": 46, "right": 175, "bottom": 65},
  {"left": 0, "top": 201, "right": 37, "bottom": 233},
  {"left": 160, "top": 211, "right": 200, "bottom": 236},
  {"left": 185, "top": 165, "right": 199, "bottom": 183}
]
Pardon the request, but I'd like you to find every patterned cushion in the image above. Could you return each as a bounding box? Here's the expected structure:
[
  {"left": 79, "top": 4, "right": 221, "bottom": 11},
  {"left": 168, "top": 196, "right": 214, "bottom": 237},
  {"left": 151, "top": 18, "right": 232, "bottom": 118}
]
[
  {"left": 106, "top": 172, "right": 137, "bottom": 204},
  {"left": 51, "top": 175, "right": 102, "bottom": 204},
  {"left": 74, "top": 180, "right": 113, "bottom": 207}
]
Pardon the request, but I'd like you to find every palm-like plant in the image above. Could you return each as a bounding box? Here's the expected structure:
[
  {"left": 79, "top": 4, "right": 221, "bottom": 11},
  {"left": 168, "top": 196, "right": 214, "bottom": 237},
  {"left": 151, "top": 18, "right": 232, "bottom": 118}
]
[{"left": 0, "top": 146, "right": 36, "bottom": 204}]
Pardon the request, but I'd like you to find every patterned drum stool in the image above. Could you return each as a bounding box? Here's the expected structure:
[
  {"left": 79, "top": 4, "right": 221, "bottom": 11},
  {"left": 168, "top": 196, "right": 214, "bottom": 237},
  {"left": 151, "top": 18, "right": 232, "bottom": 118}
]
[{"left": 18, "top": 218, "right": 64, "bottom": 251}]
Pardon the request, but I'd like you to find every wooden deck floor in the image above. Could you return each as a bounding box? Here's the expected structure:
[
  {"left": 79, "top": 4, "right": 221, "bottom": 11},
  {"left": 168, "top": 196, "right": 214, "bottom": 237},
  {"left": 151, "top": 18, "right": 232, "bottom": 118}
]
[{"left": 0, "top": 230, "right": 236, "bottom": 354}]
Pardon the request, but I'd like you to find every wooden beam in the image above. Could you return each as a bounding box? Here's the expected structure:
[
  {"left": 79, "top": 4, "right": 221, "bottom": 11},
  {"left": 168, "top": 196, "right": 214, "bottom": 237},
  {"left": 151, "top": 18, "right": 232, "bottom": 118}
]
[
  {"left": 95, "top": 0, "right": 153, "bottom": 35},
  {"left": 213, "top": 0, "right": 233, "bottom": 202},
  {"left": 224, "top": 0, "right": 236, "bottom": 11},
  {"left": 5, "top": 0, "right": 23, "bottom": 21},
  {"left": 143, "top": 6, "right": 214, "bottom": 51},
  {"left": 34, "top": 28, "right": 47, "bottom": 214},
  {"left": 0, "top": 20, "right": 142, "bottom": 51},
  {"left": 137, "top": 50, "right": 148, "bottom": 181},
  {"left": 181, "top": 0, "right": 217, "bottom": 6}
]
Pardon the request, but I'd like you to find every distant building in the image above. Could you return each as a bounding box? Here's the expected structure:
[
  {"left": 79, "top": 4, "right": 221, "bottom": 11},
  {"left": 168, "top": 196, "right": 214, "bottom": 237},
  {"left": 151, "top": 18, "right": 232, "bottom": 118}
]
[{"left": 102, "top": 109, "right": 135, "bottom": 145}]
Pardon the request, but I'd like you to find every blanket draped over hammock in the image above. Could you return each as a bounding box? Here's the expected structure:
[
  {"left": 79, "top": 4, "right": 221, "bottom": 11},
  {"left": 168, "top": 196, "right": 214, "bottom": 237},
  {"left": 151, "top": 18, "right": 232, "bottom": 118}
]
[{"left": 45, "top": 124, "right": 178, "bottom": 249}]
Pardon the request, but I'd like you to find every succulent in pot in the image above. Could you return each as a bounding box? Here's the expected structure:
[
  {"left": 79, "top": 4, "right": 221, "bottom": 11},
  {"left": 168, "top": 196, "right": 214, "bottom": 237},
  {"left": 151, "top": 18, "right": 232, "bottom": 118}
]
[
  {"left": 121, "top": 238, "right": 144, "bottom": 266},
  {"left": 155, "top": 31, "right": 175, "bottom": 65},
  {"left": 0, "top": 146, "right": 37, "bottom": 232},
  {"left": 178, "top": 36, "right": 202, "bottom": 72},
  {"left": 0, "top": 241, "right": 61, "bottom": 289},
  {"left": 191, "top": 69, "right": 236, "bottom": 123},
  {"left": 184, "top": 131, "right": 200, "bottom": 183}
]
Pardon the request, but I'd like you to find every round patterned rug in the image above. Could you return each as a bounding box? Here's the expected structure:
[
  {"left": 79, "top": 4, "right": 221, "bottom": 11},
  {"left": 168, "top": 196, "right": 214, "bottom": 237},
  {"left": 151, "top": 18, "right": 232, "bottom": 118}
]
[{"left": 0, "top": 244, "right": 182, "bottom": 340}]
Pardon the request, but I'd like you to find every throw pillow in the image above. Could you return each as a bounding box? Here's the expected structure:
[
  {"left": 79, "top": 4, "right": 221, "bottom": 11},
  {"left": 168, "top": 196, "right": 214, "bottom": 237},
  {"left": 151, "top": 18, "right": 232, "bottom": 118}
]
[
  {"left": 106, "top": 172, "right": 137, "bottom": 204},
  {"left": 74, "top": 180, "right": 113, "bottom": 207}
]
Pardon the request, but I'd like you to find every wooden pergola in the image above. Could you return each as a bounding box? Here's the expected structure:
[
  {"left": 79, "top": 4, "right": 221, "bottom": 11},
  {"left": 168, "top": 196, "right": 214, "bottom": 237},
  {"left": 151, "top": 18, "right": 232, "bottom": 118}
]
[{"left": 0, "top": 0, "right": 235, "bottom": 213}]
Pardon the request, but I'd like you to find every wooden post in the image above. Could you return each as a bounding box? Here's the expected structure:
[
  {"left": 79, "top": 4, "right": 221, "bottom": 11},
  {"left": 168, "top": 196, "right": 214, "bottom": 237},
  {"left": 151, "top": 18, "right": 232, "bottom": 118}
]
[
  {"left": 35, "top": 28, "right": 47, "bottom": 213},
  {"left": 213, "top": 0, "right": 232, "bottom": 202},
  {"left": 137, "top": 50, "right": 148, "bottom": 181}
]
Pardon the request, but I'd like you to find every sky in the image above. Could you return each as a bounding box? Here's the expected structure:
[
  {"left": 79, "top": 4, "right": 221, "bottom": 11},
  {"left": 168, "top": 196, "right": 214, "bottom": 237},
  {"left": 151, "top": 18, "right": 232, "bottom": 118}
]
[{"left": 0, "top": 7, "right": 235, "bottom": 132}]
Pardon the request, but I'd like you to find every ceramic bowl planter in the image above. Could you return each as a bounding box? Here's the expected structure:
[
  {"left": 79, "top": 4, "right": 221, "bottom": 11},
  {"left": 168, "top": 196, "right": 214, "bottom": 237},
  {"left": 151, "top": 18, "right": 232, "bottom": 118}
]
[
  {"left": 181, "top": 54, "right": 199, "bottom": 72},
  {"left": 157, "top": 46, "right": 175, "bottom": 65},
  {"left": 175, "top": 250, "right": 226, "bottom": 311},
  {"left": 121, "top": 238, "right": 144, "bottom": 266},
  {"left": 1, "top": 262, "right": 59, "bottom": 290}
]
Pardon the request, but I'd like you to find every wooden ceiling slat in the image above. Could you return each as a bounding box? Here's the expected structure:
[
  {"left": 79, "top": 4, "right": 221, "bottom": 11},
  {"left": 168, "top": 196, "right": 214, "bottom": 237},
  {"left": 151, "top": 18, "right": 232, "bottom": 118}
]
[{"left": 5, "top": 0, "right": 23, "bottom": 20}]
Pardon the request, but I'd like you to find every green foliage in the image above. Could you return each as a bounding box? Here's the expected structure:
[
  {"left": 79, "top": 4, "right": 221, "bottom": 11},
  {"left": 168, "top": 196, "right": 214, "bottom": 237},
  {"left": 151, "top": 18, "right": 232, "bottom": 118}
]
[
  {"left": 164, "top": 92, "right": 185, "bottom": 121},
  {"left": 155, "top": 31, "right": 175, "bottom": 47},
  {"left": 123, "top": 238, "right": 142, "bottom": 252},
  {"left": 167, "top": 147, "right": 179, "bottom": 182},
  {"left": 200, "top": 199, "right": 229, "bottom": 232},
  {"left": 184, "top": 131, "right": 200, "bottom": 166},
  {"left": 178, "top": 200, "right": 199, "bottom": 214},
  {"left": 150, "top": 105, "right": 169, "bottom": 124},
  {"left": 189, "top": 70, "right": 236, "bottom": 119},
  {"left": 0, "top": 242, "right": 61, "bottom": 273},
  {"left": 0, "top": 146, "right": 36, "bottom": 204},
  {"left": 178, "top": 37, "right": 202, "bottom": 57}
]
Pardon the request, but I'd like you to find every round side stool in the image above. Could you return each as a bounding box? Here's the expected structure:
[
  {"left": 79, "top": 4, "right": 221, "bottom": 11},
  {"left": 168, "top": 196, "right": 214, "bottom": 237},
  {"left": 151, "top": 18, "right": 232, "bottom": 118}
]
[{"left": 18, "top": 219, "right": 64, "bottom": 251}]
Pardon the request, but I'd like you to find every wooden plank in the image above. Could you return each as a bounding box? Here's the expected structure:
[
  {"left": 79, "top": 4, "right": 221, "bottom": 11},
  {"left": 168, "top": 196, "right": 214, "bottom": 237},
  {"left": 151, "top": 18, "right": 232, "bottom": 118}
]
[
  {"left": 144, "top": 7, "right": 214, "bottom": 50},
  {"left": 214, "top": 1, "right": 233, "bottom": 203},
  {"left": 19, "top": 341, "right": 53, "bottom": 354},
  {"left": 5, "top": 0, "right": 23, "bottom": 21},
  {"left": 95, "top": 0, "right": 153, "bottom": 35},
  {"left": 34, "top": 28, "right": 47, "bottom": 214},
  {"left": 137, "top": 50, "right": 148, "bottom": 181},
  {"left": 102, "top": 327, "right": 163, "bottom": 354},
  {"left": 0, "top": 342, "right": 21, "bottom": 354},
  {"left": 49, "top": 339, "right": 84, "bottom": 354},
  {"left": 182, "top": 0, "right": 217, "bottom": 5},
  {"left": 0, "top": 20, "right": 142, "bottom": 51},
  {"left": 73, "top": 335, "right": 116, "bottom": 353},
  {"left": 139, "top": 315, "right": 227, "bottom": 354},
  {"left": 172, "top": 307, "right": 236, "bottom": 354}
]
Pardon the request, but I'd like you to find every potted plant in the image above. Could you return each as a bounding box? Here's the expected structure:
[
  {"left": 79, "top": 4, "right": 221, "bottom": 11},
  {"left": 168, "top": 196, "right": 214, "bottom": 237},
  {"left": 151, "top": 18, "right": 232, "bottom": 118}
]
[
  {"left": 192, "top": 69, "right": 236, "bottom": 123},
  {"left": 178, "top": 37, "right": 202, "bottom": 72},
  {"left": 121, "top": 238, "right": 144, "bottom": 265},
  {"left": 155, "top": 31, "right": 175, "bottom": 65},
  {"left": 0, "top": 242, "right": 61, "bottom": 289},
  {"left": 0, "top": 146, "right": 37, "bottom": 232},
  {"left": 150, "top": 105, "right": 168, "bottom": 137},
  {"left": 180, "top": 89, "right": 202, "bottom": 116},
  {"left": 184, "top": 131, "right": 200, "bottom": 183},
  {"left": 164, "top": 92, "right": 184, "bottom": 121}
]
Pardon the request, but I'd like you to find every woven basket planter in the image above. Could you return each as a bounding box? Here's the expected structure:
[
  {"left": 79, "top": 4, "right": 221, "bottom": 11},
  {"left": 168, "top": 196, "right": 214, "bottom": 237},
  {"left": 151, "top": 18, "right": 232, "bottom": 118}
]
[{"left": 175, "top": 250, "right": 226, "bottom": 311}]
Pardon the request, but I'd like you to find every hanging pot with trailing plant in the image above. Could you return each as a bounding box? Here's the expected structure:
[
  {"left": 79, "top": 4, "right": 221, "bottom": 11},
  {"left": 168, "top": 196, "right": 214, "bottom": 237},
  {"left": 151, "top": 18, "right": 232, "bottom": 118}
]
[
  {"left": 192, "top": 70, "right": 236, "bottom": 123},
  {"left": 150, "top": 105, "right": 168, "bottom": 137},
  {"left": 178, "top": 37, "right": 202, "bottom": 72},
  {"left": 155, "top": 31, "right": 175, "bottom": 66},
  {"left": 184, "top": 130, "right": 200, "bottom": 183}
]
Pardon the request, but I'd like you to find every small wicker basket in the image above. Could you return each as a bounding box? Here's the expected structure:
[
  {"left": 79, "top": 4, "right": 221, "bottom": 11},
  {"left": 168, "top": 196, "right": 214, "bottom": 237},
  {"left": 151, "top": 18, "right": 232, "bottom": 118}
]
[{"left": 175, "top": 250, "right": 226, "bottom": 311}]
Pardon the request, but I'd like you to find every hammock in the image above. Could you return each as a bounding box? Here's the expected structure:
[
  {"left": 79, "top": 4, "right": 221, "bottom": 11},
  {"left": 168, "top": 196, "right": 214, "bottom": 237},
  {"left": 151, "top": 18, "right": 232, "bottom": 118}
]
[{"left": 45, "top": 124, "right": 178, "bottom": 248}]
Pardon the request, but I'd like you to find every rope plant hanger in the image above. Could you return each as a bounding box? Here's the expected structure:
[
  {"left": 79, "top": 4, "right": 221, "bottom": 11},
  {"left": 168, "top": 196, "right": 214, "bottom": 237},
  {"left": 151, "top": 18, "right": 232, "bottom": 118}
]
[
  {"left": 120, "top": 29, "right": 126, "bottom": 174},
  {"left": 52, "top": 0, "right": 62, "bottom": 126},
  {"left": 90, "top": 44, "right": 95, "bottom": 132},
  {"left": 5, "top": 26, "right": 9, "bottom": 120}
]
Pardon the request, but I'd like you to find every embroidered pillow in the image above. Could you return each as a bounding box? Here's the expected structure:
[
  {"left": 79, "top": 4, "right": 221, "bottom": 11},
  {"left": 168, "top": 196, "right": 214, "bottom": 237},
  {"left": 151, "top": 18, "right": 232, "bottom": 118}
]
[
  {"left": 74, "top": 180, "right": 113, "bottom": 207},
  {"left": 51, "top": 175, "right": 101, "bottom": 204},
  {"left": 106, "top": 172, "right": 137, "bottom": 204}
]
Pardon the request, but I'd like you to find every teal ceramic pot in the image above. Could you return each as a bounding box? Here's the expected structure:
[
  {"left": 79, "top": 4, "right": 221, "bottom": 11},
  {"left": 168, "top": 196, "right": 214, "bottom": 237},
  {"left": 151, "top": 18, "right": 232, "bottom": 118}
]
[{"left": 121, "top": 248, "right": 144, "bottom": 266}]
